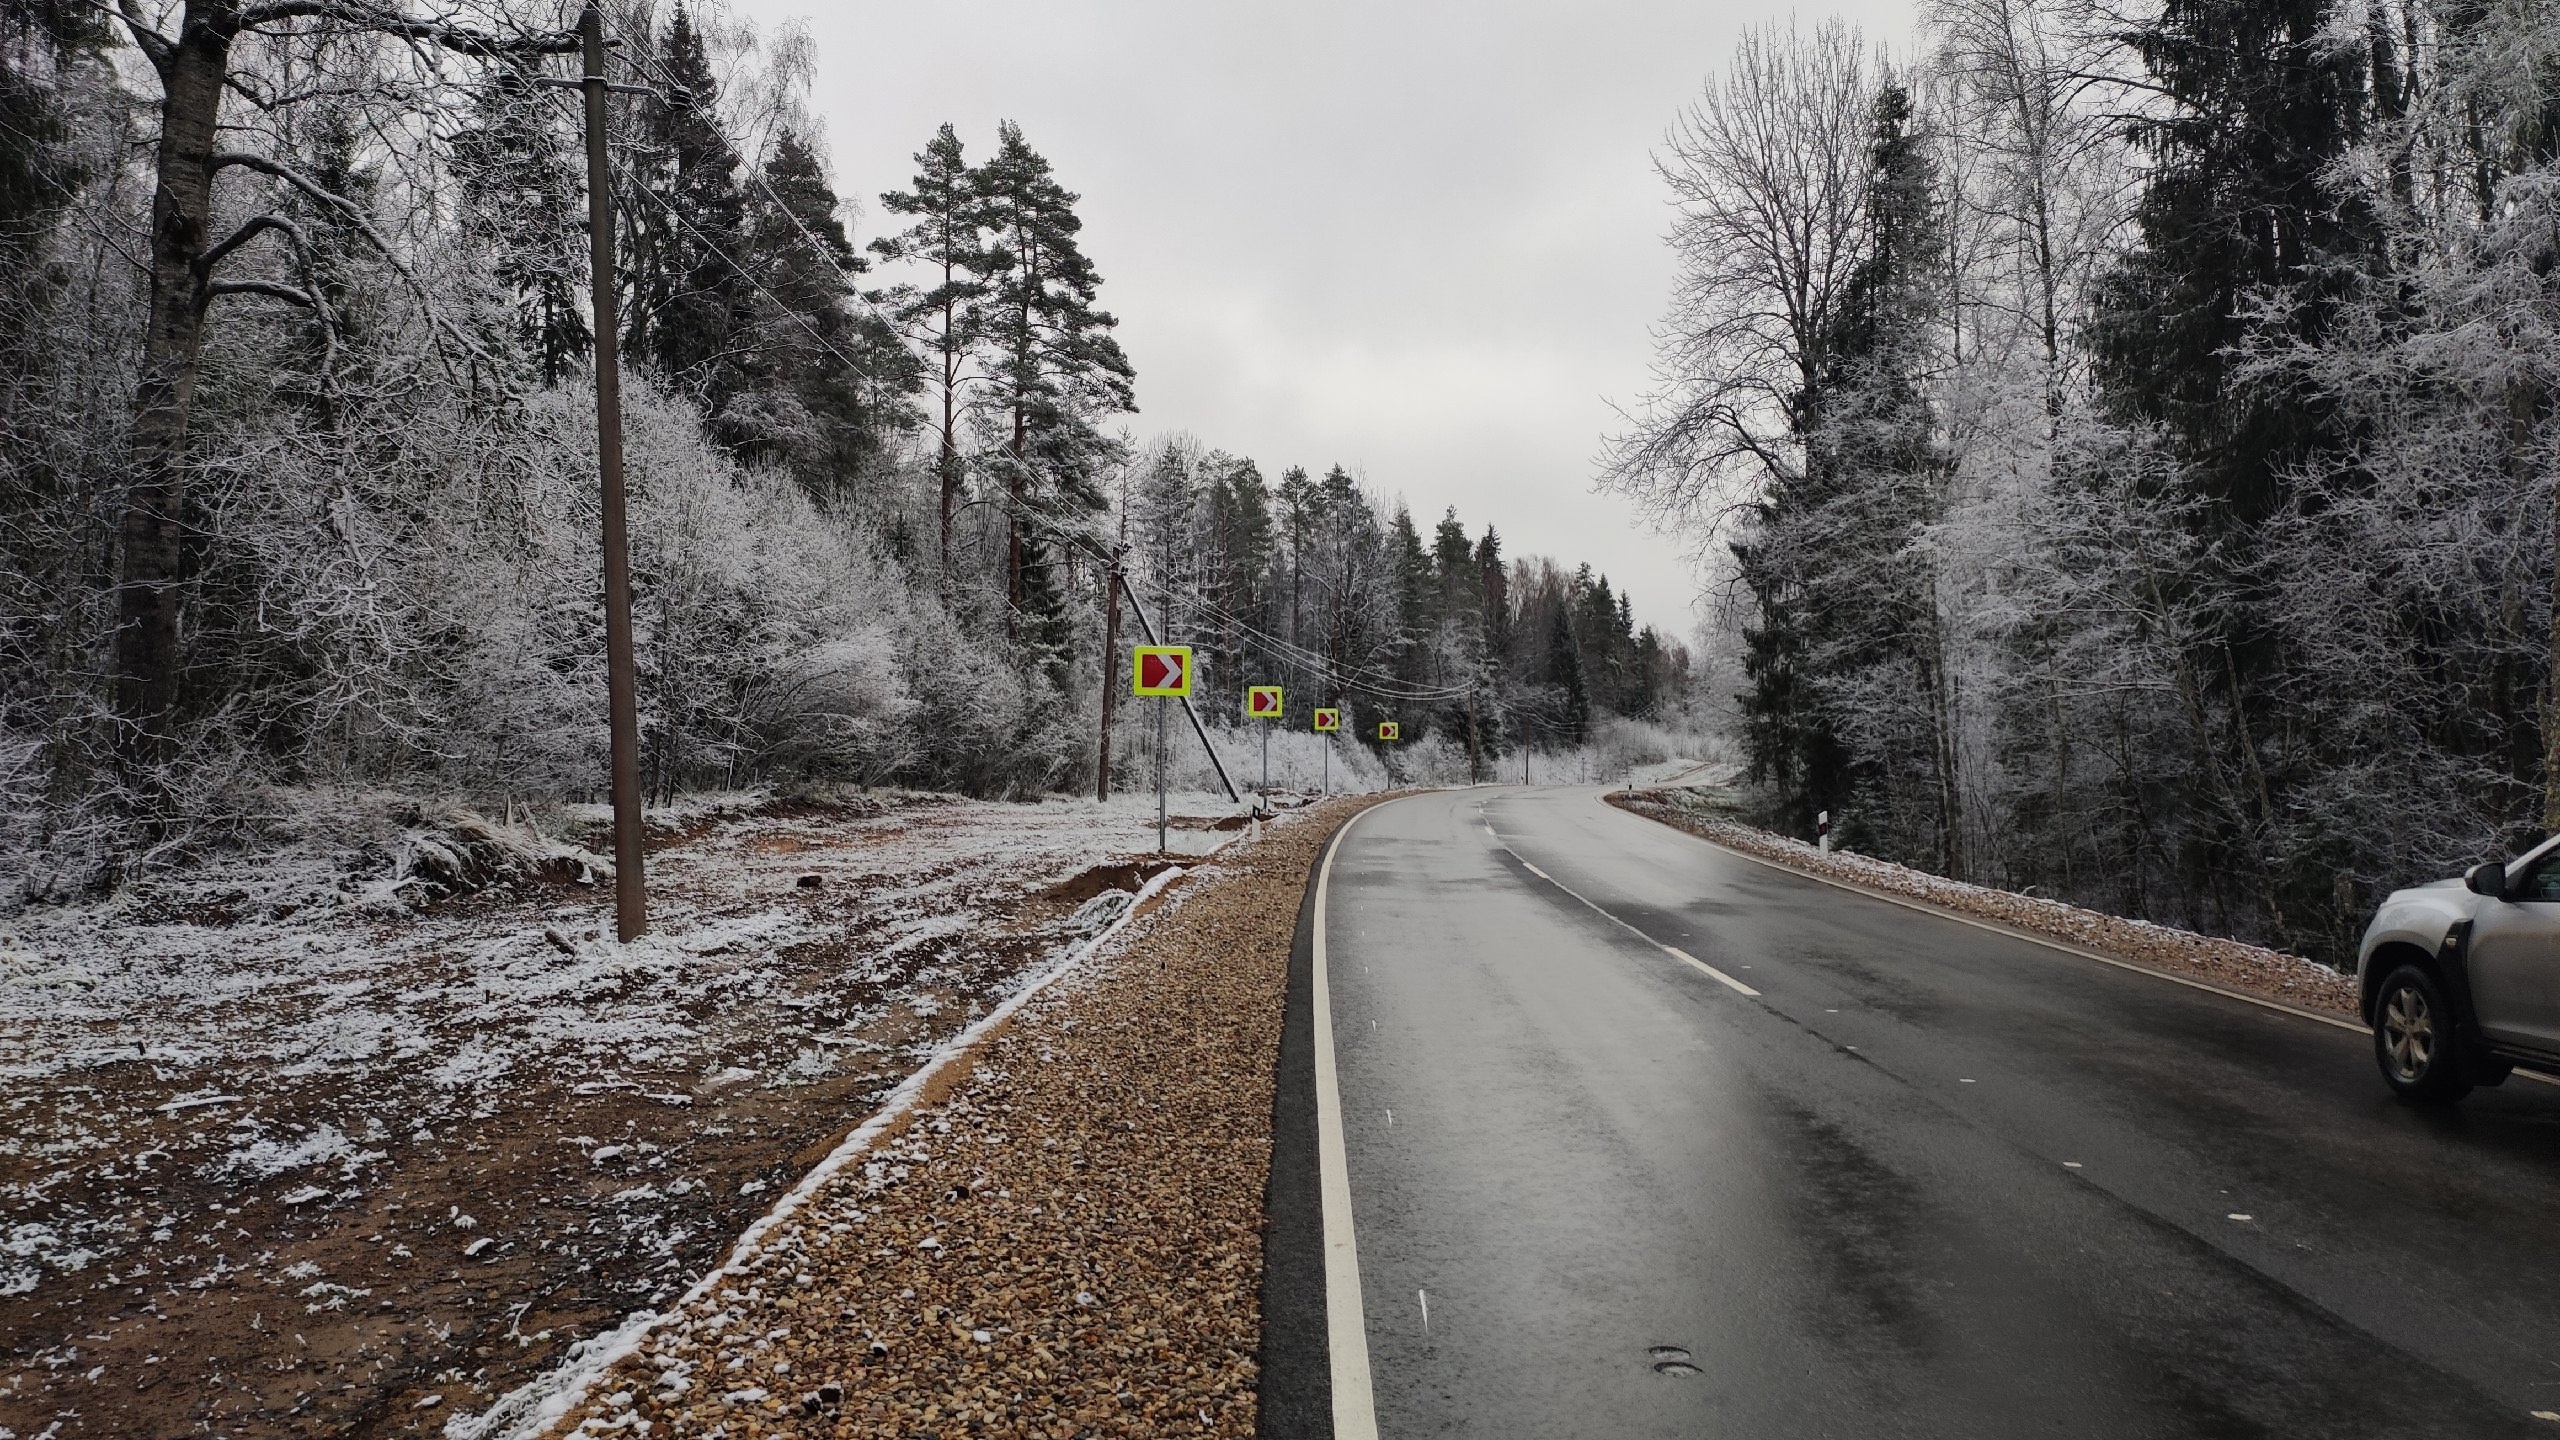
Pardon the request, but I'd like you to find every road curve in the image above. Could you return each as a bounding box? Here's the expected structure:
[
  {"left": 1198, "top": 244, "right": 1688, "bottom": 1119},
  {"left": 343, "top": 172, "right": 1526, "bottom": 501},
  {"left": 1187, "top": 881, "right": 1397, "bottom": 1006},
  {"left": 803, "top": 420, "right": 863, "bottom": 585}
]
[{"left": 1260, "top": 785, "right": 2560, "bottom": 1439}]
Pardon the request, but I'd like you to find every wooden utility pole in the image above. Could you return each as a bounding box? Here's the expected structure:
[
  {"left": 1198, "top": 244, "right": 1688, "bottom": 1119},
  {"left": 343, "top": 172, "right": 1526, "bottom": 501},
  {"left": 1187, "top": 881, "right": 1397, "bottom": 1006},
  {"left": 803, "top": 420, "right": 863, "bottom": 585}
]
[
  {"left": 1097, "top": 555, "right": 1124, "bottom": 802},
  {"left": 580, "top": 5, "right": 647, "bottom": 941}
]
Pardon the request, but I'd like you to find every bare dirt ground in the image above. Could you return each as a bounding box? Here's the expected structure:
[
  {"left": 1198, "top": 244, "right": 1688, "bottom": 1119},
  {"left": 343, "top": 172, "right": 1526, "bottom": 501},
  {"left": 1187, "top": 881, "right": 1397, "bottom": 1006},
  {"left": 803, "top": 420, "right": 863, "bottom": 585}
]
[
  {"left": 534, "top": 796, "right": 1377, "bottom": 1440},
  {"left": 0, "top": 790, "right": 1245, "bottom": 1440},
  {"left": 1612, "top": 787, "right": 2361, "bottom": 1016}
]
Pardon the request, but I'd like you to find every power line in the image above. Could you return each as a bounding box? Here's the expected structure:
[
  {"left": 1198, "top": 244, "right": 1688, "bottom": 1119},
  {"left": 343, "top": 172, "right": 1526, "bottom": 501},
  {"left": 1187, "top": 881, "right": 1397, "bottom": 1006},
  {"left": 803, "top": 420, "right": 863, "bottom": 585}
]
[
  {"left": 569, "top": 67, "right": 1491, "bottom": 712},
  {"left": 1009, "top": 485, "right": 1482, "bottom": 704}
]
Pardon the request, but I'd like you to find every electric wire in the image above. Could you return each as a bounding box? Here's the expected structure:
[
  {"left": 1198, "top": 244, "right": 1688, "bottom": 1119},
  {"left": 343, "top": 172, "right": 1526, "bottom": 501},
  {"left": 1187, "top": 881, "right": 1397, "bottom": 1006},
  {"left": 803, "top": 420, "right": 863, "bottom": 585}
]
[
  {"left": 568, "top": 67, "right": 1505, "bottom": 715},
  {"left": 1008, "top": 487, "right": 1484, "bottom": 705}
]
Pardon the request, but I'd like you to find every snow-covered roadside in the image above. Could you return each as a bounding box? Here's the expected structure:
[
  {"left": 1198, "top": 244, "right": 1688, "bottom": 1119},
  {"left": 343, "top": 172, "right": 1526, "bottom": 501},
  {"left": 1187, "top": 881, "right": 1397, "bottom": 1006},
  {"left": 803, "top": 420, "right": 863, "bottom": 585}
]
[
  {"left": 443, "top": 862, "right": 1192, "bottom": 1440},
  {"left": 0, "top": 787, "right": 1254, "bottom": 1439}
]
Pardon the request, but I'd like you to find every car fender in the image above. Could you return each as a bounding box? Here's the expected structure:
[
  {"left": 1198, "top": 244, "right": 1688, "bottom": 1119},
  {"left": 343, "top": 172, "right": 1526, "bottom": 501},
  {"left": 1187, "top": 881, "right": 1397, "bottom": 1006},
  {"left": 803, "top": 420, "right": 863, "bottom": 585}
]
[{"left": 2358, "top": 883, "right": 2478, "bottom": 1025}]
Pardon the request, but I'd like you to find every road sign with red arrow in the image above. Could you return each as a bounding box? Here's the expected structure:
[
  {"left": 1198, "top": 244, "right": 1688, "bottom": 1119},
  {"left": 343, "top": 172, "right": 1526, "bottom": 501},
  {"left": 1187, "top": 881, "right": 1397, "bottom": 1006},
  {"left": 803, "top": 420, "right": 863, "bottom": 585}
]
[
  {"left": 1132, "top": 646, "right": 1192, "bottom": 697},
  {"left": 1247, "top": 685, "right": 1283, "bottom": 719},
  {"left": 1377, "top": 720, "right": 1401, "bottom": 741},
  {"left": 1313, "top": 707, "right": 1341, "bottom": 733}
]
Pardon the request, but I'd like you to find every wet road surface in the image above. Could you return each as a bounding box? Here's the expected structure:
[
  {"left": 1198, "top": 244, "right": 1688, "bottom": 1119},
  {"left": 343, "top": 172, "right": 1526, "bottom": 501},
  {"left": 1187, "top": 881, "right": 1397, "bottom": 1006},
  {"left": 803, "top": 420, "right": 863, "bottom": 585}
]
[{"left": 1262, "top": 786, "right": 2560, "bottom": 1439}]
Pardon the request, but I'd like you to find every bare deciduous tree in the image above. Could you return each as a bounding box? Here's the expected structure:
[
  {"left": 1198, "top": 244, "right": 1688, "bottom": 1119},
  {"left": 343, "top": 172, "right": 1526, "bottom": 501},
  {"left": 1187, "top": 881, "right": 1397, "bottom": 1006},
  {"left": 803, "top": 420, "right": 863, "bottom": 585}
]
[
  {"left": 1601, "top": 18, "right": 1874, "bottom": 528},
  {"left": 106, "top": 0, "right": 573, "bottom": 766}
]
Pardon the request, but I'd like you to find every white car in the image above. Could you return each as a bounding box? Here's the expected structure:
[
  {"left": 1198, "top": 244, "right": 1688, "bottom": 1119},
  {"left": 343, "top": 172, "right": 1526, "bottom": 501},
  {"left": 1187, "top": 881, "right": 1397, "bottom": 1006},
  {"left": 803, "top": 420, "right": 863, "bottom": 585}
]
[{"left": 2355, "top": 838, "right": 2560, "bottom": 1102}]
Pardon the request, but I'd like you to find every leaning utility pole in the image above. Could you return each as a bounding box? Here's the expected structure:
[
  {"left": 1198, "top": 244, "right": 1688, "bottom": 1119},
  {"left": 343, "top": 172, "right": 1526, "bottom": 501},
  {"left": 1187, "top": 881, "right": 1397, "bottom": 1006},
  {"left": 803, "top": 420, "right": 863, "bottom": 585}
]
[
  {"left": 1097, "top": 550, "right": 1124, "bottom": 802},
  {"left": 580, "top": 4, "right": 647, "bottom": 941}
]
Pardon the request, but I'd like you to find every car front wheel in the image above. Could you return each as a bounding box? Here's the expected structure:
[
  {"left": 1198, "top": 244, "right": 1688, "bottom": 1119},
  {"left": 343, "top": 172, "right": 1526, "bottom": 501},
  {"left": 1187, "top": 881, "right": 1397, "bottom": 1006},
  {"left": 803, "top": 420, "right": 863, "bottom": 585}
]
[{"left": 2373, "top": 965, "right": 2474, "bottom": 1104}]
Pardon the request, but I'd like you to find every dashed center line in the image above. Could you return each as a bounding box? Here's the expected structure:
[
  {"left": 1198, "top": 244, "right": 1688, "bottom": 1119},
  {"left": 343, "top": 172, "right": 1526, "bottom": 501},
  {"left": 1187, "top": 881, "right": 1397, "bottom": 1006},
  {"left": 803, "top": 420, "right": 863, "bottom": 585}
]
[{"left": 1496, "top": 836, "right": 1760, "bottom": 998}]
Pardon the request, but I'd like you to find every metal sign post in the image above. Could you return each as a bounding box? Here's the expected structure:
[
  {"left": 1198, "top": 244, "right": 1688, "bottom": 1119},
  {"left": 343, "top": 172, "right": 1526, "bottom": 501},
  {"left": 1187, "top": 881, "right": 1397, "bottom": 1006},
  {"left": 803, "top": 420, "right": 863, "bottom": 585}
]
[
  {"left": 1312, "top": 706, "right": 1340, "bottom": 796},
  {"left": 1132, "top": 644, "right": 1193, "bottom": 854},
  {"left": 1246, "top": 685, "right": 1282, "bottom": 802}
]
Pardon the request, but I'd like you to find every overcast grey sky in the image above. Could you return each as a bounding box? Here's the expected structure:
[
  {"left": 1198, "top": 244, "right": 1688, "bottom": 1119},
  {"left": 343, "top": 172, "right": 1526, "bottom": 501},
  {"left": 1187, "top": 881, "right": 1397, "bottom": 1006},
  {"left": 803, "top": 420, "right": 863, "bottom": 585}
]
[{"left": 729, "top": 0, "right": 1909, "bottom": 636}]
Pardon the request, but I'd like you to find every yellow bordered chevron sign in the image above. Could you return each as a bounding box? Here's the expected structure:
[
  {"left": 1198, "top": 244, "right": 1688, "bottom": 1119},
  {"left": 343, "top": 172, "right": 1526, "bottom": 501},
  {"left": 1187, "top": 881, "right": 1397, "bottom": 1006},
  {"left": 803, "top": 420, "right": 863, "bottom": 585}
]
[{"left": 1132, "top": 646, "right": 1192, "bottom": 697}]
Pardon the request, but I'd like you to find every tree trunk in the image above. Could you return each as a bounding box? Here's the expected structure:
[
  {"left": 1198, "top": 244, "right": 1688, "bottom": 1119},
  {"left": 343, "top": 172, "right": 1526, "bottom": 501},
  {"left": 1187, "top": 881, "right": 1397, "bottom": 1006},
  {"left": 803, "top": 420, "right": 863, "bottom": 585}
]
[
  {"left": 113, "top": 7, "right": 235, "bottom": 762},
  {"left": 1005, "top": 402, "right": 1025, "bottom": 639},
  {"left": 935, "top": 278, "right": 960, "bottom": 577}
]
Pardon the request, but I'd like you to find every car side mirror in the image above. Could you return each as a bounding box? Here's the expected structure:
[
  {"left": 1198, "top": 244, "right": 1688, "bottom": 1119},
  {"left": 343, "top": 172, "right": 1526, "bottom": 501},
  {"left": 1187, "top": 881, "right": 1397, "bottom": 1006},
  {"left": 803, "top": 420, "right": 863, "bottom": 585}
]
[{"left": 2467, "top": 861, "right": 2509, "bottom": 899}]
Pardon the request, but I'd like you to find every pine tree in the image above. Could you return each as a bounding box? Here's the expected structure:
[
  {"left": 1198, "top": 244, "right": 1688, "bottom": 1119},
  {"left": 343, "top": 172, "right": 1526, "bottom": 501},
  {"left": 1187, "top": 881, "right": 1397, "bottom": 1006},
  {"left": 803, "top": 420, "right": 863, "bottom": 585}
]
[
  {"left": 1277, "top": 466, "right": 1318, "bottom": 659},
  {"left": 871, "top": 123, "right": 992, "bottom": 574},
  {"left": 973, "top": 121, "right": 1136, "bottom": 638}
]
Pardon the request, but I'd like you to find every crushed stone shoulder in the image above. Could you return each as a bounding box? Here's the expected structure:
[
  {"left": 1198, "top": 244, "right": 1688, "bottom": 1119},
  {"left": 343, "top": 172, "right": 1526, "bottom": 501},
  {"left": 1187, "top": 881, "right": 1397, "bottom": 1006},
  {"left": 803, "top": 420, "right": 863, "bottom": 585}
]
[{"left": 531, "top": 796, "right": 1387, "bottom": 1439}]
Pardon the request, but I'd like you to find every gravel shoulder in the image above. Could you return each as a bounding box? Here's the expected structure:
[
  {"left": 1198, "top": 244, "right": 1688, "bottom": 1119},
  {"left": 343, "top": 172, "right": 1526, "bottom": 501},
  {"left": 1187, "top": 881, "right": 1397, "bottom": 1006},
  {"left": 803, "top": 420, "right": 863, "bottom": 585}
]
[
  {"left": 530, "top": 795, "right": 1386, "bottom": 1440},
  {"left": 1611, "top": 788, "right": 2361, "bottom": 1018}
]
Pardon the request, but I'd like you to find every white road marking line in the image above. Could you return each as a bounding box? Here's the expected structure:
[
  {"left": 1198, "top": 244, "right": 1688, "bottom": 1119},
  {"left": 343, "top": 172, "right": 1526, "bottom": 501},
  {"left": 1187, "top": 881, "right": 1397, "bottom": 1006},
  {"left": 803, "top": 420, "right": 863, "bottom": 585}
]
[
  {"left": 1313, "top": 803, "right": 1384, "bottom": 1440},
  {"left": 1647, "top": 815, "right": 2377, "bottom": 1036},
  {"left": 1661, "top": 945, "right": 1760, "bottom": 998},
  {"left": 1418, "top": 1289, "right": 1430, "bottom": 1333},
  {"left": 1494, "top": 837, "right": 1762, "bottom": 997}
]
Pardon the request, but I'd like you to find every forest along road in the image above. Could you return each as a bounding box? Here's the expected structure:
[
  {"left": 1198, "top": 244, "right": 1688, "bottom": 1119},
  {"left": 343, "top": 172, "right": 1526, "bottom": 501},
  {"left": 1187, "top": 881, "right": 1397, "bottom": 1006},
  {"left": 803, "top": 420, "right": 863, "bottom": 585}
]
[{"left": 1262, "top": 786, "right": 2560, "bottom": 1439}]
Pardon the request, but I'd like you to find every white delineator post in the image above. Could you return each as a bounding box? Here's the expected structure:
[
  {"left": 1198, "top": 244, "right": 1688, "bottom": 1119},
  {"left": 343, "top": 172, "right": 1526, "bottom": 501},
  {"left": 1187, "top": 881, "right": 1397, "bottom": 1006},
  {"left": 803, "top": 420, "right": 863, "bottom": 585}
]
[{"left": 1818, "top": 809, "right": 1832, "bottom": 853}]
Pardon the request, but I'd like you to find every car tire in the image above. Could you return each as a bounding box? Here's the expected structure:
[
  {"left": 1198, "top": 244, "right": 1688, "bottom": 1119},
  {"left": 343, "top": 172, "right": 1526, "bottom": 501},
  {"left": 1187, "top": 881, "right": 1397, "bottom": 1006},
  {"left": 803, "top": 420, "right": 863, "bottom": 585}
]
[{"left": 2373, "top": 965, "right": 2474, "bottom": 1103}]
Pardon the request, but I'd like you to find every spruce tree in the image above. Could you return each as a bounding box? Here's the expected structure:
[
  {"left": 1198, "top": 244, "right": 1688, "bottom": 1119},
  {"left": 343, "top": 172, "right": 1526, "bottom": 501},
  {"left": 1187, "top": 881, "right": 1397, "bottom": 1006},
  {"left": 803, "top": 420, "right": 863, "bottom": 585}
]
[
  {"left": 1735, "top": 80, "right": 1947, "bottom": 844},
  {"left": 746, "top": 128, "right": 919, "bottom": 506},
  {"left": 1475, "top": 527, "right": 1509, "bottom": 658},
  {"left": 451, "top": 73, "right": 589, "bottom": 385},
  {"left": 1548, "top": 603, "right": 1591, "bottom": 745},
  {"left": 2088, "top": 0, "right": 2377, "bottom": 526},
  {"left": 2081, "top": 0, "right": 2381, "bottom": 914},
  {"left": 630, "top": 4, "right": 754, "bottom": 423}
]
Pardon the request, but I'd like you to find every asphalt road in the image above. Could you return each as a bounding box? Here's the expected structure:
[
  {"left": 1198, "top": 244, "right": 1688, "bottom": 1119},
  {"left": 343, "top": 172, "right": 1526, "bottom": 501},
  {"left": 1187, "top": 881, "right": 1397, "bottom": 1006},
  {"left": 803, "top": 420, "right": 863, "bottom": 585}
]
[{"left": 1260, "top": 786, "right": 2560, "bottom": 1439}]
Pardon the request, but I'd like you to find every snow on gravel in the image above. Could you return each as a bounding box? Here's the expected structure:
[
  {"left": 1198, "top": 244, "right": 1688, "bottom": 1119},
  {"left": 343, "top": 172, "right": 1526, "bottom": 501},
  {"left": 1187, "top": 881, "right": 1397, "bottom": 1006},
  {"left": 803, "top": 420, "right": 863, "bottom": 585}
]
[{"left": 0, "top": 786, "right": 1254, "bottom": 1439}]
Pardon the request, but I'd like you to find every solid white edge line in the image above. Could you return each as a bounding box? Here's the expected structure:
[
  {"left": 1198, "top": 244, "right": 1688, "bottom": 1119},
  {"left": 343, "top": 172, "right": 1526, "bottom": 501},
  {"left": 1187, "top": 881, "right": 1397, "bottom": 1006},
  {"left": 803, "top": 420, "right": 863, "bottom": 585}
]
[
  {"left": 1489, "top": 826, "right": 1761, "bottom": 998},
  {"left": 1660, "top": 944, "right": 1761, "bottom": 999},
  {"left": 1314, "top": 802, "right": 1385, "bottom": 1440}
]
